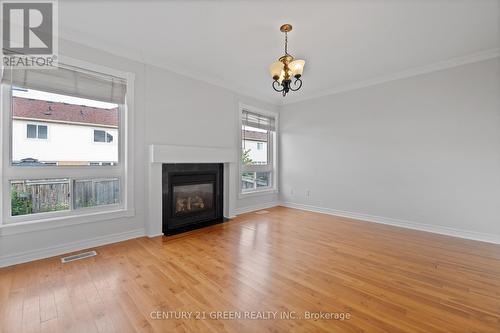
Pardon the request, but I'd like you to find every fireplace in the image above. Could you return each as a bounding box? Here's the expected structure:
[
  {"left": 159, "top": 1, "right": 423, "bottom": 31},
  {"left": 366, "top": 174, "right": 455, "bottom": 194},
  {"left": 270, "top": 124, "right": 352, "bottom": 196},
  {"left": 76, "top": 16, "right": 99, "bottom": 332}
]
[{"left": 162, "top": 163, "right": 224, "bottom": 235}]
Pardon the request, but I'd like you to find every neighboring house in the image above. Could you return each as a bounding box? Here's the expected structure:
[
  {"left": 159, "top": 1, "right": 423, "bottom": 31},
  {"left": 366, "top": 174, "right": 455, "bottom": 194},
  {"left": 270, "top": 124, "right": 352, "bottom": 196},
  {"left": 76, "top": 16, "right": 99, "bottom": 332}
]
[
  {"left": 12, "top": 97, "right": 119, "bottom": 165},
  {"left": 242, "top": 130, "right": 268, "bottom": 164}
]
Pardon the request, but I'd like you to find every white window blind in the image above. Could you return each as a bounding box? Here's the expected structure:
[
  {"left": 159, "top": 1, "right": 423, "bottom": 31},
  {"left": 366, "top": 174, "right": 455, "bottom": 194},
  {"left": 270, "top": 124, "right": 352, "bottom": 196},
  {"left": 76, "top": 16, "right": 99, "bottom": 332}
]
[
  {"left": 242, "top": 110, "right": 276, "bottom": 132},
  {"left": 2, "top": 63, "right": 127, "bottom": 104}
]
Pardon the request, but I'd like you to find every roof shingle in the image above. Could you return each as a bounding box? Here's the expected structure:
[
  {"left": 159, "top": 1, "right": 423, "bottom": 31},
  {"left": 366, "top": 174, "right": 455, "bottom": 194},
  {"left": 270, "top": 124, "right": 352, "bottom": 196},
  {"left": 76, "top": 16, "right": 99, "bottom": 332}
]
[{"left": 12, "top": 96, "right": 118, "bottom": 127}]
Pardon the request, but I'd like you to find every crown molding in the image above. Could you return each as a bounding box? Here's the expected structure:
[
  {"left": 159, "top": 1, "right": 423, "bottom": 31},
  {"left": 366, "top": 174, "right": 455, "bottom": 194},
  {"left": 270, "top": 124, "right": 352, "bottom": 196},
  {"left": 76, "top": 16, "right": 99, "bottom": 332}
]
[{"left": 281, "top": 48, "right": 500, "bottom": 106}]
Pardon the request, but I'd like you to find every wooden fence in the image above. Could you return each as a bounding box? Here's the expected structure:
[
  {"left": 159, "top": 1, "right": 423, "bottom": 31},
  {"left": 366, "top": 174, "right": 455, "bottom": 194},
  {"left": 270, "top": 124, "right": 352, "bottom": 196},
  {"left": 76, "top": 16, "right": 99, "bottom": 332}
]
[
  {"left": 11, "top": 178, "right": 120, "bottom": 215},
  {"left": 11, "top": 179, "right": 70, "bottom": 215}
]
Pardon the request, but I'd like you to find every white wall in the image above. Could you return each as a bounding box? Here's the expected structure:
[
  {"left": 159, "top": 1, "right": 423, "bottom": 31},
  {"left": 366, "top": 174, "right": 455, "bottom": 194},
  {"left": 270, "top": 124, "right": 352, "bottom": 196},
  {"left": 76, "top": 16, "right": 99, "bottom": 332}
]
[
  {"left": 12, "top": 120, "right": 118, "bottom": 163},
  {"left": 0, "top": 39, "right": 279, "bottom": 266},
  {"left": 280, "top": 58, "right": 500, "bottom": 241}
]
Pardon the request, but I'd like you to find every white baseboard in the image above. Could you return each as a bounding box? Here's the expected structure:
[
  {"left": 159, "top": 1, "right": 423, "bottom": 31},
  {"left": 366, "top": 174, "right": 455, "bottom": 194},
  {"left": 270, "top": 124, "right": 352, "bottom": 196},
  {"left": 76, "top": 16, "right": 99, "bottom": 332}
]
[
  {"left": 281, "top": 202, "right": 500, "bottom": 245},
  {"left": 234, "top": 201, "right": 280, "bottom": 215},
  {"left": 0, "top": 228, "right": 145, "bottom": 268}
]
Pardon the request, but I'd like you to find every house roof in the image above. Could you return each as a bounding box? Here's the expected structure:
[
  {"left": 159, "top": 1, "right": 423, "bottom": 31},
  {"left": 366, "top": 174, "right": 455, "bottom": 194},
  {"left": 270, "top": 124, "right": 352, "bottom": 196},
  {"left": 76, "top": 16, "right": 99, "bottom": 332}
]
[
  {"left": 12, "top": 96, "right": 118, "bottom": 127},
  {"left": 242, "top": 130, "right": 267, "bottom": 141}
]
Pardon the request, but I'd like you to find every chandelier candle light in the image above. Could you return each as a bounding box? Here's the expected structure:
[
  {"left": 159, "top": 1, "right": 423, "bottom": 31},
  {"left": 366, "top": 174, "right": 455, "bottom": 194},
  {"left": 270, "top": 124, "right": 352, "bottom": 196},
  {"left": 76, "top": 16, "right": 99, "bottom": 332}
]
[{"left": 269, "top": 24, "right": 305, "bottom": 97}]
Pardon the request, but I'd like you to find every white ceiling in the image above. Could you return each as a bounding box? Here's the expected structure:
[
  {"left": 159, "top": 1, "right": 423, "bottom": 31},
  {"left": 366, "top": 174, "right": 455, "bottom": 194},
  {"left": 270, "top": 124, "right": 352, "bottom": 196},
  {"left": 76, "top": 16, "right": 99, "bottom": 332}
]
[{"left": 59, "top": 1, "right": 500, "bottom": 105}]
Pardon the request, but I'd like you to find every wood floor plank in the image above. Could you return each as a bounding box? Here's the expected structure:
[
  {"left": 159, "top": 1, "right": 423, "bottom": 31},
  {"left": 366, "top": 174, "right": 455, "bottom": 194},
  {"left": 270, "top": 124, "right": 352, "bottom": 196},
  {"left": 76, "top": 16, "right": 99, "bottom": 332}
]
[{"left": 1, "top": 206, "right": 499, "bottom": 332}]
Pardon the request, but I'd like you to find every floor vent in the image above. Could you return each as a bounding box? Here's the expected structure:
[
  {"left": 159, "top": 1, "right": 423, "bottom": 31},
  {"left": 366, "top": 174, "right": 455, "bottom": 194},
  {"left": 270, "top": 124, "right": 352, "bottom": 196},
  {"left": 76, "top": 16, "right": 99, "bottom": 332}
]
[
  {"left": 61, "top": 250, "right": 97, "bottom": 263},
  {"left": 254, "top": 210, "right": 270, "bottom": 215}
]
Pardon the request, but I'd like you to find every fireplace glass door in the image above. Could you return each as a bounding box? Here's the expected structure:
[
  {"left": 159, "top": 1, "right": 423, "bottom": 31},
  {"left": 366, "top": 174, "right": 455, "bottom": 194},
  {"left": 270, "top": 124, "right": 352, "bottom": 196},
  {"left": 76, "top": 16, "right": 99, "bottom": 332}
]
[{"left": 172, "top": 183, "right": 214, "bottom": 216}]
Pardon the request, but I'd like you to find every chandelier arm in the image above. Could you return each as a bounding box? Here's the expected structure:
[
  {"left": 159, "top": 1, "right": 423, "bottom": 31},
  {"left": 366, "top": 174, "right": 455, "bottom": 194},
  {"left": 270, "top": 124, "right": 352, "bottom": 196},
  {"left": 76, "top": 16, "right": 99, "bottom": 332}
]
[
  {"left": 289, "top": 77, "right": 303, "bottom": 91},
  {"left": 272, "top": 80, "right": 284, "bottom": 92}
]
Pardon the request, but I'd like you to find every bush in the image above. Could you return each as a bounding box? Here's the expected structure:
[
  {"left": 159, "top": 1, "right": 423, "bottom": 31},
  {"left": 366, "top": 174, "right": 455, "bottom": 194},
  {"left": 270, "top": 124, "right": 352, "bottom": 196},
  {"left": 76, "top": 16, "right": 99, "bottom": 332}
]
[{"left": 11, "top": 188, "right": 32, "bottom": 216}]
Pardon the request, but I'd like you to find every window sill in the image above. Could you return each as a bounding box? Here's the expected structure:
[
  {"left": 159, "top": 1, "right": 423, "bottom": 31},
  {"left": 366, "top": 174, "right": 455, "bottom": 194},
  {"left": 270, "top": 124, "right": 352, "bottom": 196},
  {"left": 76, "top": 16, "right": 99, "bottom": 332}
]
[
  {"left": 239, "top": 188, "right": 278, "bottom": 199},
  {"left": 0, "top": 208, "right": 135, "bottom": 236}
]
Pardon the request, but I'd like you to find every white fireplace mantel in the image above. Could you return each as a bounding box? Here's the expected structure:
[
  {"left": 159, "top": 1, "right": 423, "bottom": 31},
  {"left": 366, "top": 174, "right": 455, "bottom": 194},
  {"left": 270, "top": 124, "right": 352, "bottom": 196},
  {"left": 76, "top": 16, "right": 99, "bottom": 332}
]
[
  {"left": 149, "top": 144, "right": 237, "bottom": 164},
  {"left": 146, "top": 144, "right": 238, "bottom": 237}
]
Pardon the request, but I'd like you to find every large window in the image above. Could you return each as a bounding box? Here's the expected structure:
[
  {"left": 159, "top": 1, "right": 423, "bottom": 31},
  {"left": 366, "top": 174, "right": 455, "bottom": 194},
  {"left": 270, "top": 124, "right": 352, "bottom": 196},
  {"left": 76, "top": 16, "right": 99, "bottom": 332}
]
[
  {"left": 240, "top": 108, "right": 277, "bottom": 193},
  {"left": 1, "top": 61, "right": 131, "bottom": 223}
]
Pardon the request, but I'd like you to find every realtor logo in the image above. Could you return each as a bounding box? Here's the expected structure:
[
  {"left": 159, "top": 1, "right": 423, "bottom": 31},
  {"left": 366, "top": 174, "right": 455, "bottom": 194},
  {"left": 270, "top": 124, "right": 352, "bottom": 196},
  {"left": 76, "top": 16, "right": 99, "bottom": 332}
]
[{"left": 1, "top": 0, "right": 58, "bottom": 68}]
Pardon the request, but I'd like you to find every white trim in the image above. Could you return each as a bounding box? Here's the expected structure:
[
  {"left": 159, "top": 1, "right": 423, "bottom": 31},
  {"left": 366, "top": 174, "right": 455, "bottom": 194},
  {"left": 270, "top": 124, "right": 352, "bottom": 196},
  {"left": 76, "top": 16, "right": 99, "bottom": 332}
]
[
  {"left": 234, "top": 201, "right": 280, "bottom": 215},
  {"left": 0, "top": 228, "right": 145, "bottom": 268},
  {"left": 0, "top": 208, "right": 135, "bottom": 236},
  {"left": 150, "top": 144, "right": 236, "bottom": 164},
  {"left": 239, "top": 188, "right": 278, "bottom": 199},
  {"left": 281, "top": 202, "right": 500, "bottom": 245},
  {"left": 281, "top": 48, "right": 500, "bottom": 105}
]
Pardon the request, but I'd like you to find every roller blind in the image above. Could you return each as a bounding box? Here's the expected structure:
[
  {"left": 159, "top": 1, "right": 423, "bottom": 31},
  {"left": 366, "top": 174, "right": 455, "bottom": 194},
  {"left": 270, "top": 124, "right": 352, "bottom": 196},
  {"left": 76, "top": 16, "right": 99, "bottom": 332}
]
[
  {"left": 242, "top": 110, "right": 275, "bottom": 131},
  {"left": 2, "top": 63, "right": 127, "bottom": 104}
]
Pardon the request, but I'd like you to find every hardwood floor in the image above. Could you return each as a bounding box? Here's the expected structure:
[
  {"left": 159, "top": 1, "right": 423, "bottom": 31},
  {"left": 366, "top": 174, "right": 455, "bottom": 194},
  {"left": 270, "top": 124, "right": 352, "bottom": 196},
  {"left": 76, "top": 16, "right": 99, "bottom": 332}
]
[{"left": 1, "top": 206, "right": 499, "bottom": 333}]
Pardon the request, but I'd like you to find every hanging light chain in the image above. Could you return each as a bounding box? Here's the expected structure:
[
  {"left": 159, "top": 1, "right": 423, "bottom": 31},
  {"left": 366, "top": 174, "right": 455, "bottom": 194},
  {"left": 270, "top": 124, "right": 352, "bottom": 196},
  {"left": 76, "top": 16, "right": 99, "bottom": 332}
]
[{"left": 284, "top": 31, "right": 288, "bottom": 55}]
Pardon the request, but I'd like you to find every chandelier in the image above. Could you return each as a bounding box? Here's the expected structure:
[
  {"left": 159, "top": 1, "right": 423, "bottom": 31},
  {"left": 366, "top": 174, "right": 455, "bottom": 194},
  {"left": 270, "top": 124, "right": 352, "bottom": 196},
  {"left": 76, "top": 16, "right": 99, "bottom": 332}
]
[{"left": 269, "top": 24, "right": 305, "bottom": 97}]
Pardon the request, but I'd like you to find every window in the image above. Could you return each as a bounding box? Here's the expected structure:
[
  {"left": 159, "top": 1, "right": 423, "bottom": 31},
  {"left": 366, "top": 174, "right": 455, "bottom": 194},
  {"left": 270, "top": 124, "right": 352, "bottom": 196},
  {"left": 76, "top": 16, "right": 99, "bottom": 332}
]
[
  {"left": 1, "top": 60, "right": 132, "bottom": 223},
  {"left": 11, "top": 179, "right": 70, "bottom": 216},
  {"left": 94, "top": 130, "right": 114, "bottom": 143},
  {"left": 240, "top": 108, "right": 277, "bottom": 193},
  {"left": 73, "top": 178, "right": 120, "bottom": 209},
  {"left": 27, "top": 124, "right": 48, "bottom": 139}
]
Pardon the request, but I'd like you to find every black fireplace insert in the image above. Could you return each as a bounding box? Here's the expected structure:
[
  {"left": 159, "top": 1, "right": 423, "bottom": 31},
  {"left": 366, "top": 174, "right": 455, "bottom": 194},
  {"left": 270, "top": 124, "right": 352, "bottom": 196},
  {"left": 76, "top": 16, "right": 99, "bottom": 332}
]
[{"left": 162, "top": 163, "right": 224, "bottom": 235}]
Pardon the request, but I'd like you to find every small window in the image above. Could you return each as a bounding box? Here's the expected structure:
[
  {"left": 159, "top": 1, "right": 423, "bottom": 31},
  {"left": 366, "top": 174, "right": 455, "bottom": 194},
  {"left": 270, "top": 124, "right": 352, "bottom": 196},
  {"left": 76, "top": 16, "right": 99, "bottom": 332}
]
[
  {"left": 94, "top": 130, "right": 105, "bottom": 142},
  {"left": 27, "top": 124, "right": 48, "bottom": 139},
  {"left": 257, "top": 142, "right": 263, "bottom": 150},
  {"left": 94, "top": 130, "right": 113, "bottom": 143},
  {"left": 27, "top": 124, "right": 37, "bottom": 138}
]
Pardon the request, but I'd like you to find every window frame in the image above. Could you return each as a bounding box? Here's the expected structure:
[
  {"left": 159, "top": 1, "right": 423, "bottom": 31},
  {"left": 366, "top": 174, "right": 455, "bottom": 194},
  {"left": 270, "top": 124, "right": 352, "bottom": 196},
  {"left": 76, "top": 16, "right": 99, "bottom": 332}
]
[
  {"left": 0, "top": 56, "right": 135, "bottom": 230},
  {"left": 26, "top": 123, "right": 48, "bottom": 140},
  {"left": 238, "top": 103, "right": 279, "bottom": 197}
]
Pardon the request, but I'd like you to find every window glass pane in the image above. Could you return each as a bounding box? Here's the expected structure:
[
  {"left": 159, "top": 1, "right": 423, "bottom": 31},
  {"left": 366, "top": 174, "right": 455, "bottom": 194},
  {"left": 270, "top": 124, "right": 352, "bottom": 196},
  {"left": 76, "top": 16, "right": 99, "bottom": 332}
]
[
  {"left": 241, "top": 172, "right": 256, "bottom": 192},
  {"left": 12, "top": 87, "right": 119, "bottom": 166},
  {"left": 37, "top": 125, "right": 47, "bottom": 139},
  {"left": 256, "top": 172, "right": 271, "bottom": 188},
  {"left": 27, "top": 124, "right": 37, "bottom": 138},
  {"left": 241, "top": 124, "right": 269, "bottom": 165},
  {"left": 73, "top": 178, "right": 120, "bottom": 209},
  {"left": 11, "top": 179, "right": 70, "bottom": 216},
  {"left": 94, "top": 130, "right": 106, "bottom": 142}
]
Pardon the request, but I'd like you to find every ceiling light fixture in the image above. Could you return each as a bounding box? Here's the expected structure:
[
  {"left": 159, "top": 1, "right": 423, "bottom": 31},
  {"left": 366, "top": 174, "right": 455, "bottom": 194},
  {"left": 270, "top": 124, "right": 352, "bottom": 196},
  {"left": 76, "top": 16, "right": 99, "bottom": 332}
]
[{"left": 269, "top": 24, "right": 305, "bottom": 97}]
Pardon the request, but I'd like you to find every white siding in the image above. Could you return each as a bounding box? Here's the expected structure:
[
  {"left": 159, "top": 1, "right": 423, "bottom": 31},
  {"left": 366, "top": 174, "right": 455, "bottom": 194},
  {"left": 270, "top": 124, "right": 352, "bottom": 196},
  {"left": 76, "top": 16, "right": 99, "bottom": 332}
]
[
  {"left": 242, "top": 140, "right": 268, "bottom": 164},
  {"left": 12, "top": 119, "right": 118, "bottom": 163}
]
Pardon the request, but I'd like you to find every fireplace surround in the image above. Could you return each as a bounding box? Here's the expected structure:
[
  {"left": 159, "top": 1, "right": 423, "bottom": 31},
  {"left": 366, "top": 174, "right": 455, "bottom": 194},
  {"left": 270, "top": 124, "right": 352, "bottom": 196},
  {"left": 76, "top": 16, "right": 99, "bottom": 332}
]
[{"left": 162, "top": 163, "right": 224, "bottom": 235}]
